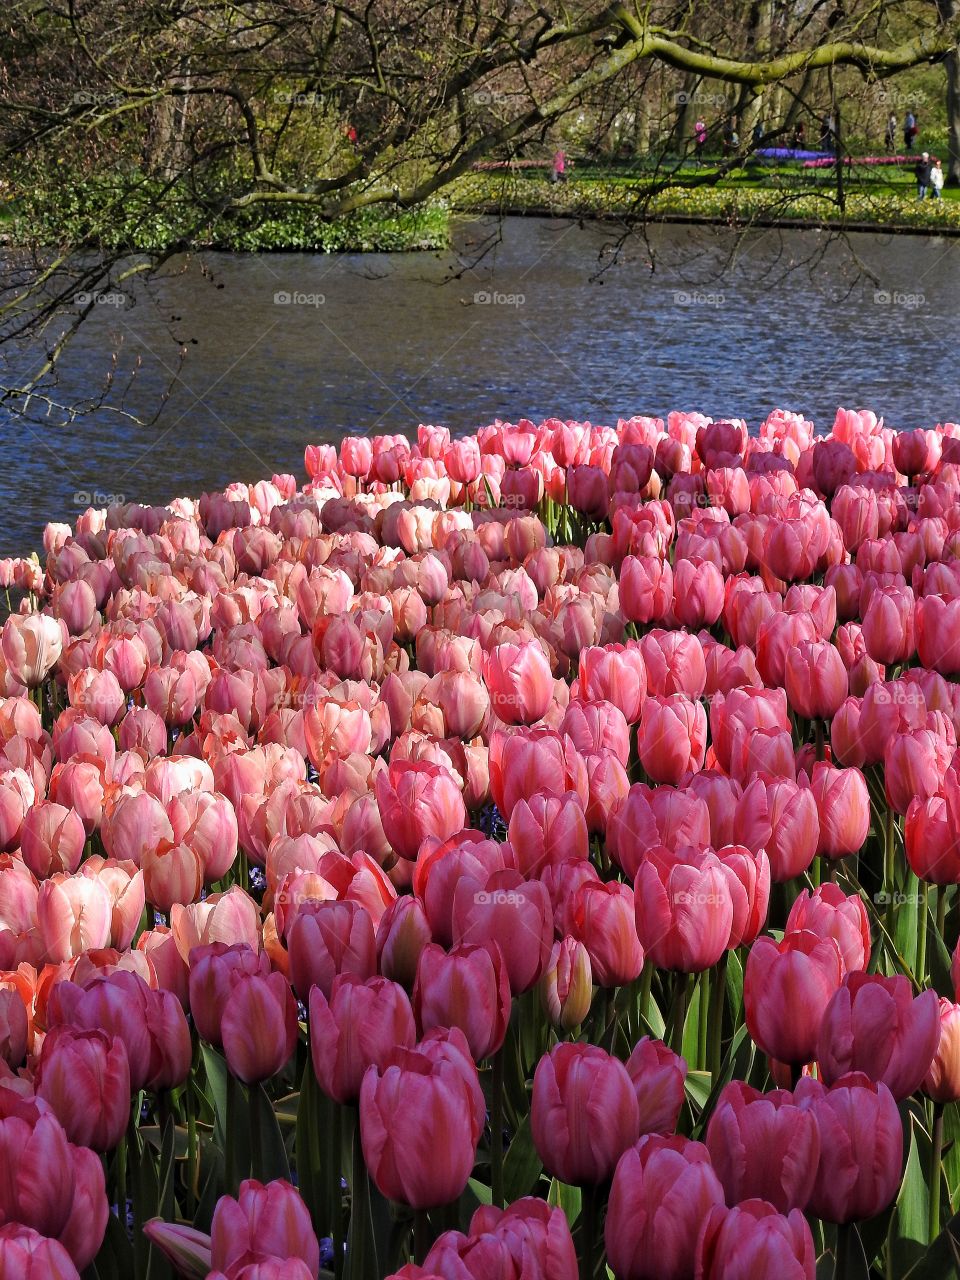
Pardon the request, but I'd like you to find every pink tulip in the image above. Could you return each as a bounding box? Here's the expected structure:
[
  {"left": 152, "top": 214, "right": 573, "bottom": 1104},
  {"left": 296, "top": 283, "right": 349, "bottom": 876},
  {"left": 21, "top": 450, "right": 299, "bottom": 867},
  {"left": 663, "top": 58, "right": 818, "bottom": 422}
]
[
  {"left": 704, "top": 1081, "right": 820, "bottom": 1212},
  {"left": 634, "top": 846, "right": 734, "bottom": 973},
  {"left": 482, "top": 640, "right": 553, "bottom": 725},
  {"left": 637, "top": 694, "right": 707, "bottom": 784},
  {"left": 210, "top": 1179, "right": 320, "bottom": 1277},
  {"left": 696, "top": 1200, "right": 815, "bottom": 1280},
  {"left": 625, "top": 1037, "right": 687, "bottom": 1136},
  {"left": 532, "top": 1042, "right": 640, "bottom": 1185},
  {"left": 360, "top": 1036, "right": 483, "bottom": 1208},
  {"left": 818, "top": 972, "right": 940, "bottom": 1099},
  {"left": 375, "top": 759, "right": 467, "bottom": 861},
  {"left": 34, "top": 1026, "right": 130, "bottom": 1151},
  {"left": 221, "top": 971, "right": 298, "bottom": 1083},
  {"left": 540, "top": 937, "right": 593, "bottom": 1031},
  {"left": 605, "top": 1135, "right": 725, "bottom": 1280},
  {"left": 785, "top": 885, "right": 870, "bottom": 975},
  {"left": 794, "top": 1073, "right": 903, "bottom": 1223},
  {"left": 744, "top": 931, "right": 843, "bottom": 1066}
]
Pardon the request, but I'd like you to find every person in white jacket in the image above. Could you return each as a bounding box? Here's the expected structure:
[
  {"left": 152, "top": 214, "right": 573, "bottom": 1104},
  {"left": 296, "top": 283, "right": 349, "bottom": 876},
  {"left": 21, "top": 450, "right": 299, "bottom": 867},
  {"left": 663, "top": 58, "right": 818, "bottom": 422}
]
[{"left": 930, "top": 158, "right": 945, "bottom": 201}]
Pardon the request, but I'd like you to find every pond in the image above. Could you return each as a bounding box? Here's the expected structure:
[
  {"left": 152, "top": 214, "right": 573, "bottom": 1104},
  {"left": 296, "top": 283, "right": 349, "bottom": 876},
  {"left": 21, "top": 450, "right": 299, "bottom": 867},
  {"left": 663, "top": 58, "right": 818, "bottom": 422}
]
[{"left": 2, "top": 215, "right": 959, "bottom": 555}]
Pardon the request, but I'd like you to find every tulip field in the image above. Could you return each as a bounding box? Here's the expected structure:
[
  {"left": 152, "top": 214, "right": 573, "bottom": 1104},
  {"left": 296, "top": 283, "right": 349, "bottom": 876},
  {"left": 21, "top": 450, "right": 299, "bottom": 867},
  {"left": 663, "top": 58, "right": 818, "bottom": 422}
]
[{"left": 5, "top": 407, "right": 960, "bottom": 1279}]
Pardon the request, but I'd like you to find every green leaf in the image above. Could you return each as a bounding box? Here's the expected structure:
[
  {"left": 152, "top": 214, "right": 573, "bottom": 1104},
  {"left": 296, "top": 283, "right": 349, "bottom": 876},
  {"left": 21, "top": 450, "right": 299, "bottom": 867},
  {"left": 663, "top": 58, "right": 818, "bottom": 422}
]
[
  {"left": 467, "top": 1178, "right": 493, "bottom": 1206},
  {"left": 502, "top": 1111, "right": 543, "bottom": 1203},
  {"left": 249, "top": 1081, "right": 292, "bottom": 1183},
  {"left": 547, "top": 1178, "right": 581, "bottom": 1231},
  {"left": 888, "top": 1115, "right": 930, "bottom": 1278},
  {"left": 893, "top": 872, "right": 921, "bottom": 975},
  {"left": 91, "top": 1210, "right": 134, "bottom": 1280},
  {"left": 903, "top": 1209, "right": 960, "bottom": 1277},
  {"left": 724, "top": 950, "right": 744, "bottom": 1025}
]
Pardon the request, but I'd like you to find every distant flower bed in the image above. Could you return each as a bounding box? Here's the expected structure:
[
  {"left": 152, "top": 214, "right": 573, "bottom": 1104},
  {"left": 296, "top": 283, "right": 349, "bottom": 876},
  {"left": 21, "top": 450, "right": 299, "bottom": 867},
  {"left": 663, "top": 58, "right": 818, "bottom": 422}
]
[{"left": 803, "top": 155, "right": 912, "bottom": 169}]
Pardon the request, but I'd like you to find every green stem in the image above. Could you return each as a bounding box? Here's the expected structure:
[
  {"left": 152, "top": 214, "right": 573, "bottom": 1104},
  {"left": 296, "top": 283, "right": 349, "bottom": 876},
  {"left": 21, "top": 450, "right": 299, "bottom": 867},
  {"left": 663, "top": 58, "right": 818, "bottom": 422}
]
[
  {"left": 491, "top": 1046, "right": 505, "bottom": 1209},
  {"left": 579, "top": 1183, "right": 597, "bottom": 1280},
  {"left": 115, "top": 1131, "right": 127, "bottom": 1226},
  {"left": 638, "top": 960, "right": 653, "bottom": 1029},
  {"left": 697, "top": 970, "right": 709, "bottom": 1072},
  {"left": 884, "top": 807, "right": 896, "bottom": 937},
  {"left": 187, "top": 1089, "right": 198, "bottom": 1210},
  {"left": 930, "top": 1101, "right": 945, "bottom": 1243},
  {"left": 937, "top": 885, "right": 947, "bottom": 939},
  {"left": 669, "top": 972, "right": 690, "bottom": 1057},
  {"left": 414, "top": 1209, "right": 431, "bottom": 1265},
  {"left": 333, "top": 1102, "right": 345, "bottom": 1280},
  {"left": 815, "top": 720, "right": 825, "bottom": 761},
  {"left": 225, "top": 1072, "right": 239, "bottom": 1196},
  {"left": 708, "top": 951, "right": 727, "bottom": 1082},
  {"left": 249, "top": 1085, "right": 263, "bottom": 1182},
  {"left": 349, "top": 1110, "right": 370, "bottom": 1280},
  {"left": 917, "top": 880, "right": 930, "bottom": 985}
]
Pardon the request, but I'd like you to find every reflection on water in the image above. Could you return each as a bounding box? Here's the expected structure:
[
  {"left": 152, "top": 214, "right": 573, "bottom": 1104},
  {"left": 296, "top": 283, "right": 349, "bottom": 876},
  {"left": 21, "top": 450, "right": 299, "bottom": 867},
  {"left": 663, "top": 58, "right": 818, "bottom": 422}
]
[{"left": 2, "top": 216, "right": 959, "bottom": 554}]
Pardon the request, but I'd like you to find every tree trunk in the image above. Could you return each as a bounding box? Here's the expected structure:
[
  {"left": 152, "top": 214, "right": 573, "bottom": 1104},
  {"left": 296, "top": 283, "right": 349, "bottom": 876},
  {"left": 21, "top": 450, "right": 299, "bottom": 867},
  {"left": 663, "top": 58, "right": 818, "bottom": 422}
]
[{"left": 937, "top": 0, "right": 960, "bottom": 184}]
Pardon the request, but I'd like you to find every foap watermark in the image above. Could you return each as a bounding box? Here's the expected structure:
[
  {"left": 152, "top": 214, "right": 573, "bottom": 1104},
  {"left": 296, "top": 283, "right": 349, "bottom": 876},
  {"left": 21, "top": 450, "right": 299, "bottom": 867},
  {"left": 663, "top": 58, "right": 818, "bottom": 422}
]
[
  {"left": 474, "top": 290, "right": 525, "bottom": 307},
  {"left": 72, "top": 90, "right": 123, "bottom": 107},
  {"left": 674, "top": 91, "right": 727, "bottom": 108},
  {"left": 673, "top": 890, "right": 728, "bottom": 906},
  {"left": 275, "top": 91, "right": 324, "bottom": 108},
  {"left": 874, "top": 891, "right": 922, "bottom": 907},
  {"left": 673, "top": 290, "right": 725, "bottom": 308},
  {"left": 74, "top": 291, "right": 126, "bottom": 308},
  {"left": 472, "top": 90, "right": 513, "bottom": 106},
  {"left": 73, "top": 489, "right": 125, "bottom": 507},
  {"left": 474, "top": 889, "right": 525, "bottom": 907},
  {"left": 872, "top": 87, "right": 927, "bottom": 108},
  {"left": 274, "top": 290, "right": 325, "bottom": 307},
  {"left": 874, "top": 289, "right": 925, "bottom": 310}
]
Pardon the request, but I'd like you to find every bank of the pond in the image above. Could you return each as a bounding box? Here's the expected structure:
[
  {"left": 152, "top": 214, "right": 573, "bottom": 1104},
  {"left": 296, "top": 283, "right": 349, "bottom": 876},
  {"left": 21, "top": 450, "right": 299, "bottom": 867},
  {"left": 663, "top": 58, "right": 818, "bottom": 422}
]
[{"left": 450, "top": 173, "right": 960, "bottom": 236}]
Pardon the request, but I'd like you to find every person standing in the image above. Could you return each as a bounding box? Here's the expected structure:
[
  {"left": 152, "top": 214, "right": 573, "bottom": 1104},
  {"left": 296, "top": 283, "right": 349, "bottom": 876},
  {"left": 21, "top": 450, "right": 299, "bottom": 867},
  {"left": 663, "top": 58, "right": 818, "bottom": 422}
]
[
  {"left": 904, "top": 110, "right": 917, "bottom": 151},
  {"left": 551, "top": 149, "right": 566, "bottom": 182},
  {"left": 915, "top": 151, "right": 932, "bottom": 199},
  {"left": 930, "top": 157, "right": 945, "bottom": 201},
  {"left": 885, "top": 112, "right": 897, "bottom": 152},
  {"left": 694, "top": 119, "right": 707, "bottom": 163}
]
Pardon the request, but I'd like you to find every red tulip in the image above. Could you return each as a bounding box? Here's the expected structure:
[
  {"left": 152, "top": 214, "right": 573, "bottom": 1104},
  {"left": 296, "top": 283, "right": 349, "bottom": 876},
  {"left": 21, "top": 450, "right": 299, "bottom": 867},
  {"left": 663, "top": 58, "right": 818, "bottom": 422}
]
[
  {"left": 413, "top": 941, "right": 510, "bottom": 1061},
  {"left": 704, "top": 1081, "right": 820, "bottom": 1212},
  {"left": 422, "top": 1198, "right": 578, "bottom": 1280},
  {"left": 794, "top": 1073, "right": 903, "bottom": 1223},
  {"left": 605, "top": 1135, "right": 725, "bottom": 1280},
  {"left": 905, "top": 794, "right": 960, "bottom": 885},
  {"left": 532, "top": 1042, "right": 640, "bottom": 1185},
  {"left": 818, "top": 972, "right": 940, "bottom": 1100},
  {"left": 744, "top": 931, "right": 843, "bottom": 1066},
  {"left": 696, "top": 1200, "right": 815, "bottom": 1280}
]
